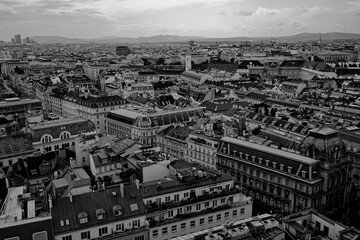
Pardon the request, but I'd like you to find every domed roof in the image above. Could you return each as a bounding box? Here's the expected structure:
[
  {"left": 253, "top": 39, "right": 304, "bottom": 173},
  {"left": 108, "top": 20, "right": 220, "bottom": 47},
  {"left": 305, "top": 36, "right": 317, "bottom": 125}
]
[{"left": 300, "top": 126, "right": 346, "bottom": 162}]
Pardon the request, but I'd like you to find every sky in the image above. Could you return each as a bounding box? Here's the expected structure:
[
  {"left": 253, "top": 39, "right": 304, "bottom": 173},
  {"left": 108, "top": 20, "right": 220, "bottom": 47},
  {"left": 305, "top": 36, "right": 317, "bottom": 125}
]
[{"left": 0, "top": 0, "right": 360, "bottom": 40}]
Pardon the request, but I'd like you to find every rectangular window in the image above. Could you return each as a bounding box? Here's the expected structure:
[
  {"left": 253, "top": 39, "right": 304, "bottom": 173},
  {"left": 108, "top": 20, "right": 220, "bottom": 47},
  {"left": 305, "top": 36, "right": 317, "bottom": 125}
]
[
  {"left": 165, "top": 196, "right": 170, "bottom": 202},
  {"left": 116, "top": 223, "right": 124, "bottom": 232},
  {"left": 205, "top": 201, "right": 210, "bottom": 207},
  {"left": 168, "top": 210, "right": 174, "bottom": 218},
  {"left": 240, "top": 208, "right": 245, "bottom": 214},
  {"left": 186, "top": 206, "right": 192, "bottom": 212},
  {"left": 133, "top": 219, "right": 140, "bottom": 228},
  {"left": 216, "top": 214, "right": 221, "bottom": 221},
  {"left": 99, "top": 227, "right": 108, "bottom": 237},
  {"left": 213, "top": 200, "right": 217, "bottom": 207},
  {"left": 196, "top": 203, "right": 201, "bottom": 211},
  {"left": 135, "top": 236, "right": 145, "bottom": 240},
  {"left": 172, "top": 225, "right": 177, "bottom": 232},
  {"left": 190, "top": 220, "right": 196, "bottom": 228},
  {"left": 221, "top": 198, "right": 226, "bottom": 203},
  {"left": 181, "top": 223, "right": 186, "bottom": 230},
  {"left": 200, "top": 218, "right": 205, "bottom": 225},
  {"left": 62, "top": 236, "right": 72, "bottom": 240},
  {"left": 208, "top": 216, "right": 213, "bottom": 222},
  {"left": 233, "top": 210, "right": 238, "bottom": 217},
  {"left": 81, "top": 231, "right": 90, "bottom": 240},
  {"left": 174, "top": 194, "right": 179, "bottom": 202},
  {"left": 162, "top": 227, "right": 168, "bottom": 235},
  {"left": 184, "top": 192, "right": 189, "bottom": 198},
  {"left": 225, "top": 212, "right": 230, "bottom": 218},
  {"left": 152, "top": 230, "right": 159, "bottom": 238}
]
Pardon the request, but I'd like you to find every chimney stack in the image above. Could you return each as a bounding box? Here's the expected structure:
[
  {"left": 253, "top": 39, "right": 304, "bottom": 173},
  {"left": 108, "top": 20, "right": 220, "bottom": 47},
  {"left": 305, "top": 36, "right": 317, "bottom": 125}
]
[
  {"left": 135, "top": 179, "right": 140, "bottom": 190},
  {"left": 120, "top": 184, "right": 124, "bottom": 197}
]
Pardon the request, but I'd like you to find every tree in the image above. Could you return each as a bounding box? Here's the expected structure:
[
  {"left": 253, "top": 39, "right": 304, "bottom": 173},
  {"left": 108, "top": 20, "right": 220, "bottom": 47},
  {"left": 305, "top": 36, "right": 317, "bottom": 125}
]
[{"left": 156, "top": 57, "right": 165, "bottom": 65}]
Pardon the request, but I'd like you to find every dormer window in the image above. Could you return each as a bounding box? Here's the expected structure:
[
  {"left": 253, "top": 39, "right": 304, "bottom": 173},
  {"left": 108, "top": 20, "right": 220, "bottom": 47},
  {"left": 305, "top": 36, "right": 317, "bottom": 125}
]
[
  {"left": 258, "top": 158, "right": 263, "bottom": 164},
  {"left": 288, "top": 166, "right": 292, "bottom": 174},
  {"left": 96, "top": 208, "right": 105, "bottom": 220},
  {"left": 78, "top": 212, "right": 88, "bottom": 224},
  {"left": 301, "top": 171, "right": 307, "bottom": 178},
  {"left": 252, "top": 156, "right": 256, "bottom": 162},
  {"left": 265, "top": 160, "right": 269, "bottom": 166},
  {"left": 113, "top": 205, "right": 122, "bottom": 216}
]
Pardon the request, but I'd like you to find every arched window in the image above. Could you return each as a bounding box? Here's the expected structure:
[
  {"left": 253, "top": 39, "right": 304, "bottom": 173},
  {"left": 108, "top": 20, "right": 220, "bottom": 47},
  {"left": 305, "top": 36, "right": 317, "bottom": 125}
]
[
  {"left": 60, "top": 131, "right": 70, "bottom": 140},
  {"left": 41, "top": 135, "right": 53, "bottom": 143}
]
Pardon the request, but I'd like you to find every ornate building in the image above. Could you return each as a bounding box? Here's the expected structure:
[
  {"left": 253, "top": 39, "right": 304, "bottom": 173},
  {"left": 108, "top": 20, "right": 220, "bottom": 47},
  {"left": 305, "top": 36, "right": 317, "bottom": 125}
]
[{"left": 216, "top": 127, "right": 351, "bottom": 215}]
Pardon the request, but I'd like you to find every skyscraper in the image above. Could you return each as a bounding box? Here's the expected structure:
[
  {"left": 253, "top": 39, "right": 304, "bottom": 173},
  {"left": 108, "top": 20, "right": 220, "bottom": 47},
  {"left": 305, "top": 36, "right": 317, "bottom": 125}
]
[{"left": 14, "top": 34, "right": 21, "bottom": 44}]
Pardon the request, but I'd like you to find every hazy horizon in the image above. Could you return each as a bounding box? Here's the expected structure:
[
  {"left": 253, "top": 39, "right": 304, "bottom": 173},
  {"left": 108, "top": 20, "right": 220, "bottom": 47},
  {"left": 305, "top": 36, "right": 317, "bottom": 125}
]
[{"left": 1, "top": 0, "right": 360, "bottom": 41}]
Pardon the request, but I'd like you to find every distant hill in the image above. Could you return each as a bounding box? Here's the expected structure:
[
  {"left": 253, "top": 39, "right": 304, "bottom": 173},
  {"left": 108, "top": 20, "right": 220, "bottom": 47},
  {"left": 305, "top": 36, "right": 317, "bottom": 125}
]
[{"left": 31, "top": 32, "right": 360, "bottom": 44}]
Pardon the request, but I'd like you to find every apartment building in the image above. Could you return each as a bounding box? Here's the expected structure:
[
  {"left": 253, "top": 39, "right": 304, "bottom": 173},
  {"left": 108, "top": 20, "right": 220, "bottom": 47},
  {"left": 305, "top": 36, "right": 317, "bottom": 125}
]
[
  {"left": 0, "top": 186, "right": 53, "bottom": 240},
  {"left": 184, "top": 132, "right": 220, "bottom": 170},
  {"left": 156, "top": 125, "right": 193, "bottom": 159},
  {"left": 143, "top": 160, "right": 253, "bottom": 240},
  {"left": 30, "top": 117, "right": 96, "bottom": 153},
  {"left": 106, "top": 107, "right": 206, "bottom": 146},
  {"left": 52, "top": 184, "right": 148, "bottom": 240},
  {"left": 48, "top": 90, "right": 127, "bottom": 133},
  {"left": 216, "top": 127, "right": 352, "bottom": 215}
]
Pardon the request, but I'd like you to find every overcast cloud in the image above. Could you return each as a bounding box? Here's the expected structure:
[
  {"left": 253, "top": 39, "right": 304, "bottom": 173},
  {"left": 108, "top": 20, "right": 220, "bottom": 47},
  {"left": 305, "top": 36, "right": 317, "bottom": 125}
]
[{"left": 0, "top": 0, "right": 359, "bottom": 40}]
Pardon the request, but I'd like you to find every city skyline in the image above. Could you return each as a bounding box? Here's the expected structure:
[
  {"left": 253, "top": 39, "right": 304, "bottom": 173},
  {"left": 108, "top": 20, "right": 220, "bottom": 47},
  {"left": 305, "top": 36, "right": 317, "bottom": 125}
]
[{"left": 1, "top": 0, "right": 360, "bottom": 40}]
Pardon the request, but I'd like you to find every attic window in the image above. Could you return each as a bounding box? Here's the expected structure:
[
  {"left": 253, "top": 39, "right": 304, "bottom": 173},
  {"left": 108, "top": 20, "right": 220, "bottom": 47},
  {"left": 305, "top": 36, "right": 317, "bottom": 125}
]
[
  {"left": 288, "top": 166, "right": 292, "bottom": 174},
  {"left": 113, "top": 205, "right": 122, "bottom": 216},
  {"left": 96, "top": 208, "right": 105, "bottom": 220},
  {"left": 60, "top": 220, "right": 64, "bottom": 226},
  {"left": 272, "top": 162, "right": 277, "bottom": 168},
  {"left": 78, "top": 212, "right": 88, "bottom": 224},
  {"left": 65, "top": 219, "right": 69, "bottom": 225}
]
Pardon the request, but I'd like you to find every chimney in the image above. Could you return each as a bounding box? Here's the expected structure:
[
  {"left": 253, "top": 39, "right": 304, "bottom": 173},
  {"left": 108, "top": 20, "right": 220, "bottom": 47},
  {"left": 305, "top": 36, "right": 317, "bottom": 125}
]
[
  {"left": 135, "top": 179, "right": 140, "bottom": 190},
  {"left": 69, "top": 193, "right": 73, "bottom": 203},
  {"left": 120, "top": 184, "right": 124, "bottom": 197}
]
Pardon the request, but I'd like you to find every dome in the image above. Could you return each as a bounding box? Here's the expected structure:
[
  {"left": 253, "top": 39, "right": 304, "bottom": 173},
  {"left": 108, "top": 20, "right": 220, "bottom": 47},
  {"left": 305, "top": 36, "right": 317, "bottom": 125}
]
[
  {"left": 134, "top": 116, "right": 152, "bottom": 128},
  {"left": 300, "top": 126, "right": 346, "bottom": 162}
]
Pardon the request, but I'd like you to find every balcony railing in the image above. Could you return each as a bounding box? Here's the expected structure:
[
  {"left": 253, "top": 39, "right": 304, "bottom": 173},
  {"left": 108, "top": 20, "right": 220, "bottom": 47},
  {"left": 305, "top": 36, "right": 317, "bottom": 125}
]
[
  {"left": 95, "top": 225, "right": 148, "bottom": 240},
  {"left": 146, "top": 188, "right": 244, "bottom": 213}
]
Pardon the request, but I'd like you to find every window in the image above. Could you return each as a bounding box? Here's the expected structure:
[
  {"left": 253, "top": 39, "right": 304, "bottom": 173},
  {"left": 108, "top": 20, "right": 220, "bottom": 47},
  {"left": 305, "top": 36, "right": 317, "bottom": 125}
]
[
  {"left": 171, "top": 225, "right": 177, "bottom": 232},
  {"left": 208, "top": 216, "right": 213, "bottom": 223},
  {"left": 233, "top": 210, "right": 238, "bottom": 217},
  {"left": 33, "top": 231, "right": 48, "bottom": 240},
  {"left": 174, "top": 194, "right": 179, "bottom": 202},
  {"left": 190, "top": 220, "right": 196, "bottom": 228},
  {"left": 181, "top": 223, "right": 186, "bottom": 230},
  {"left": 159, "top": 214, "right": 164, "bottom": 220},
  {"left": 186, "top": 206, "right": 192, "bottom": 212},
  {"left": 213, "top": 200, "right": 217, "bottom": 207},
  {"left": 168, "top": 210, "right": 174, "bottom": 218},
  {"left": 135, "top": 236, "right": 145, "bottom": 240},
  {"left": 152, "top": 230, "right": 159, "bottom": 238},
  {"left": 205, "top": 201, "right": 210, "bottom": 208},
  {"left": 240, "top": 208, "right": 245, "bottom": 214},
  {"left": 162, "top": 227, "right": 168, "bottom": 235},
  {"left": 221, "top": 198, "right": 225, "bottom": 203},
  {"left": 81, "top": 231, "right": 90, "bottom": 240},
  {"left": 216, "top": 214, "right": 221, "bottom": 221},
  {"left": 184, "top": 192, "right": 189, "bottom": 198},
  {"left": 65, "top": 219, "right": 69, "bottom": 225},
  {"left": 60, "top": 220, "right": 64, "bottom": 226},
  {"left": 200, "top": 218, "right": 205, "bottom": 225},
  {"left": 225, "top": 212, "right": 230, "bottom": 218},
  {"left": 62, "top": 236, "right": 72, "bottom": 240},
  {"left": 133, "top": 219, "right": 140, "bottom": 228},
  {"left": 196, "top": 203, "right": 201, "bottom": 211},
  {"left": 116, "top": 223, "right": 124, "bottom": 232},
  {"left": 165, "top": 196, "right": 170, "bottom": 202},
  {"left": 99, "top": 227, "right": 108, "bottom": 237},
  {"left": 324, "top": 226, "right": 329, "bottom": 236}
]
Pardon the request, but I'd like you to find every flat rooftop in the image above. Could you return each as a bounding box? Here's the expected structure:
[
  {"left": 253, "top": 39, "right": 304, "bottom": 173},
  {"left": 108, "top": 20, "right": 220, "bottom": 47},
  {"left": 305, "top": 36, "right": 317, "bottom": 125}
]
[{"left": 31, "top": 117, "right": 89, "bottom": 130}]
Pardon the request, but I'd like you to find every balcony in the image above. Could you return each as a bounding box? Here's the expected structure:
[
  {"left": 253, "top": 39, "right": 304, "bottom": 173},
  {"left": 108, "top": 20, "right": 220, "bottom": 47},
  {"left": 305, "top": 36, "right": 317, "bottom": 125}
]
[
  {"left": 96, "top": 225, "right": 148, "bottom": 240},
  {"left": 146, "top": 188, "right": 244, "bottom": 214}
]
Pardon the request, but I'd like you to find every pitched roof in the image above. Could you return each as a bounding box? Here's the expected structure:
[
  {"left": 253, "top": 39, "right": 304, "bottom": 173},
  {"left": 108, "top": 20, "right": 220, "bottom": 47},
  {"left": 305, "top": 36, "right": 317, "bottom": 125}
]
[{"left": 52, "top": 184, "right": 146, "bottom": 234}]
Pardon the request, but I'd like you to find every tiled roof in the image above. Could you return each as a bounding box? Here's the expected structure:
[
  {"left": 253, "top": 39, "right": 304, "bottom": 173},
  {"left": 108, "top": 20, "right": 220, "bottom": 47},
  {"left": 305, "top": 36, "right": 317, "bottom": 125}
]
[{"left": 52, "top": 184, "right": 146, "bottom": 234}]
